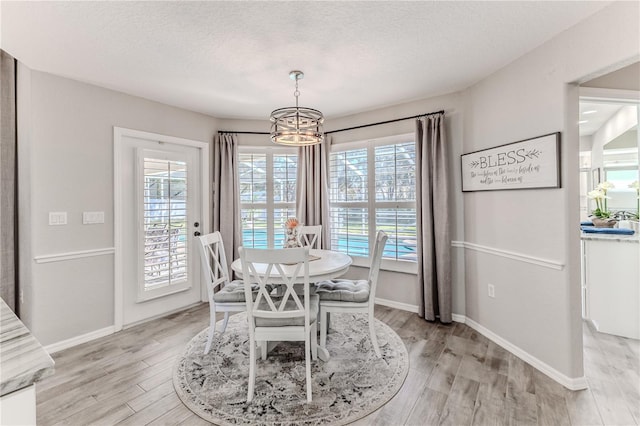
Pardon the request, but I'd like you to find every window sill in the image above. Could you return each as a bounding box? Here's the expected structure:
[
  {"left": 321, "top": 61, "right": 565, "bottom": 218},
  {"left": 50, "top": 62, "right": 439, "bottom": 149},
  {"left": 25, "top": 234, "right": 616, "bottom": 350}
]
[{"left": 349, "top": 256, "right": 418, "bottom": 275}]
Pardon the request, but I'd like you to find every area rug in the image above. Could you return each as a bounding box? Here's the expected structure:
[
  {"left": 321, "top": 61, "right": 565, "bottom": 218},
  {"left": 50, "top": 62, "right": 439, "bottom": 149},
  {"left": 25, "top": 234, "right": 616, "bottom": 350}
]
[{"left": 173, "top": 312, "right": 409, "bottom": 425}]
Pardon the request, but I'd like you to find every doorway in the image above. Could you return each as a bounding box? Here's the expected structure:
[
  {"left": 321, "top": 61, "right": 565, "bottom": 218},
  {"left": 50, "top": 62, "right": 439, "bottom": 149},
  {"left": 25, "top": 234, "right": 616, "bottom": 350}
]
[
  {"left": 114, "top": 128, "right": 210, "bottom": 330},
  {"left": 578, "top": 88, "right": 639, "bottom": 335}
]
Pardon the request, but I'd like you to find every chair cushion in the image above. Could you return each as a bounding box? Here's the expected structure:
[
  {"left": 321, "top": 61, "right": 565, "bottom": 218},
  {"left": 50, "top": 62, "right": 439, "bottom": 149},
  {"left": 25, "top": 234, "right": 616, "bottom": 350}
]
[
  {"left": 213, "top": 280, "right": 261, "bottom": 303},
  {"left": 315, "top": 279, "right": 370, "bottom": 303},
  {"left": 254, "top": 294, "right": 319, "bottom": 327}
]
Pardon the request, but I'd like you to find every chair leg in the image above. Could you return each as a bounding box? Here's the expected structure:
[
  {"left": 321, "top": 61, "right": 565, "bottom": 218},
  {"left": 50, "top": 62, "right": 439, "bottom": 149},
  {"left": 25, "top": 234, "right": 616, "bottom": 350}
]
[
  {"left": 305, "top": 335, "right": 312, "bottom": 402},
  {"left": 369, "top": 311, "right": 382, "bottom": 358},
  {"left": 220, "top": 312, "right": 230, "bottom": 333},
  {"left": 320, "top": 308, "right": 328, "bottom": 349},
  {"left": 260, "top": 341, "right": 267, "bottom": 360},
  {"left": 204, "top": 311, "right": 216, "bottom": 355},
  {"left": 204, "top": 326, "right": 215, "bottom": 355},
  {"left": 248, "top": 336, "right": 256, "bottom": 402},
  {"left": 204, "top": 303, "right": 217, "bottom": 354},
  {"left": 310, "top": 323, "right": 318, "bottom": 361}
]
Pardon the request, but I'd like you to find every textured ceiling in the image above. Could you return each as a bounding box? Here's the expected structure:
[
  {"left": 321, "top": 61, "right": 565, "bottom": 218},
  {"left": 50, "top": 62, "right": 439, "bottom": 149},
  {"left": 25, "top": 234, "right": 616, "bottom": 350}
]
[{"left": 1, "top": 1, "right": 611, "bottom": 120}]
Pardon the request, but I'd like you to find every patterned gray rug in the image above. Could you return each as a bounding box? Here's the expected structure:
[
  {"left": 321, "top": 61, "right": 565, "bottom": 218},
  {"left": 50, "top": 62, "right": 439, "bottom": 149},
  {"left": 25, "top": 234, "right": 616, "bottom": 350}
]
[{"left": 173, "top": 312, "right": 409, "bottom": 425}]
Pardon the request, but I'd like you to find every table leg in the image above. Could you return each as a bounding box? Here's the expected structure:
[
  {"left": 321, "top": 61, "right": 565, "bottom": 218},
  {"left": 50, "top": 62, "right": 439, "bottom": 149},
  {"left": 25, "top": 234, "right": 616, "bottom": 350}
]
[{"left": 317, "top": 346, "right": 330, "bottom": 361}]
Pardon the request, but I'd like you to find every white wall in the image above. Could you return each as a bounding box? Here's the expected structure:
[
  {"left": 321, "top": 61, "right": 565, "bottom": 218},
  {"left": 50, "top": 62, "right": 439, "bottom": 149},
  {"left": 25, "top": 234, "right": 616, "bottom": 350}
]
[
  {"left": 18, "top": 68, "right": 219, "bottom": 345},
  {"left": 462, "top": 0, "right": 639, "bottom": 383},
  {"left": 582, "top": 61, "right": 640, "bottom": 91},
  {"left": 591, "top": 105, "right": 638, "bottom": 169},
  {"left": 220, "top": 92, "right": 466, "bottom": 315}
]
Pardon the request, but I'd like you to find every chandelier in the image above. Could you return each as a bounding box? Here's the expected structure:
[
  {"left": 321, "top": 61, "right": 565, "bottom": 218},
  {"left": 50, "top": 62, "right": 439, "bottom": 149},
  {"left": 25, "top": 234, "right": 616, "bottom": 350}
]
[{"left": 270, "top": 70, "right": 324, "bottom": 146}]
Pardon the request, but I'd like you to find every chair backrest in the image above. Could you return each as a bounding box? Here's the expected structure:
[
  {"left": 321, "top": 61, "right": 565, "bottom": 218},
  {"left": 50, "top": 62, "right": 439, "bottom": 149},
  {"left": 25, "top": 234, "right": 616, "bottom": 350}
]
[
  {"left": 239, "top": 247, "right": 310, "bottom": 326},
  {"left": 297, "top": 225, "right": 322, "bottom": 249},
  {"left": 368, "top": 231, "right": 389, "bottom": 301},
  {"left": 197, "top": 232, "right": 231, "bottom": 301}
]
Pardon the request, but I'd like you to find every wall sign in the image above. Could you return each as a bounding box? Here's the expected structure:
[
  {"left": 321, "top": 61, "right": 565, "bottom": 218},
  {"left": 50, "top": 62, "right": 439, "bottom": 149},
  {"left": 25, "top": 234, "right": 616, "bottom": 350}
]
[{"left": 461, "top": 132, "right": 560, "bottom": 192}]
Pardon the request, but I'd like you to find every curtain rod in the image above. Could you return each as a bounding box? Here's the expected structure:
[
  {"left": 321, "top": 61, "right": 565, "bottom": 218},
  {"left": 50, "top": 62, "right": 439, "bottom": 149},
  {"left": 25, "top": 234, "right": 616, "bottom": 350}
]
[
  {"left": 326, "top": 109, "right": 444, "bottom": 134},
  {"left": 217, "top": 109, "right": 444, "bottom": 136}
]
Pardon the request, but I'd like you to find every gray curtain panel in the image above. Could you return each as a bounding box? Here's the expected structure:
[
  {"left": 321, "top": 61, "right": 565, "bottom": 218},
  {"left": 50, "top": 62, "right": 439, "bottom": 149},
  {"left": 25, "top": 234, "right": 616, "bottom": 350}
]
[
  {"left": 296, "top": 135, "right": 332, "bottom": 249},
  {"left": 0, "top": 50, "right": 17, "bottom": 313},
  {"left": 212, "top": 133, "right": 242, "bottom": 274},
  {"left": 415, "top": 114, "right": 452, "bottom": 323}
]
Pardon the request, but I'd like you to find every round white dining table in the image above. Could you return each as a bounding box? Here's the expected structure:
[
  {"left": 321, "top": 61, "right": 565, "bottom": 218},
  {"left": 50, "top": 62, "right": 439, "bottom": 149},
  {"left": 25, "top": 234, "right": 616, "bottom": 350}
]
[
  {"left": 230, "top": 248, "right": 351, "bottom": 361},
  {"left": 230, "top": 249, "right": 352, "bottom": 283}
]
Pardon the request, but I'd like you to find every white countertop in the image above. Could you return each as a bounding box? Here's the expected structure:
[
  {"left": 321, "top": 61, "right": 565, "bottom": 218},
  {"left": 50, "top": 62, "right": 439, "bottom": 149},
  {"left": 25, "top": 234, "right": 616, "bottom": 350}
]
[
  {"left": 0, "top": 299, "right": 55, "bottom": 396},
  {"left": 581, "top": 232, "right": 639, "bottom": 243}
]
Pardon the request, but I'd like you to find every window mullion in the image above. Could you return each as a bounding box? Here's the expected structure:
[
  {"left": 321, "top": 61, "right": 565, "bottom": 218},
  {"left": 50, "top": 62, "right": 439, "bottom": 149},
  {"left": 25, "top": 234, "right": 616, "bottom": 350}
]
[
  {"left": 266, "top": 153, "right": 274, "bottom": 248},
  {"left": 367, "top": 145, "right": 376, "bottom": 256}
]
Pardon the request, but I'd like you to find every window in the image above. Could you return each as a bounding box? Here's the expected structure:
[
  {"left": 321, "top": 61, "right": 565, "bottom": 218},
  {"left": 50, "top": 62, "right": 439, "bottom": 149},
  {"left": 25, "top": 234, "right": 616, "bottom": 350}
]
[
  {"left": 604, "top": 167, "right": 639, "bottom": 212},
  {"left": 329, "top": 135, "right": 417, "bottom": 271},
  {"left": 139, "top": 150, "right": 191, "bottom": 301},
  {"left": 239, "top": 147, "right": 297, "bottom": 248}
]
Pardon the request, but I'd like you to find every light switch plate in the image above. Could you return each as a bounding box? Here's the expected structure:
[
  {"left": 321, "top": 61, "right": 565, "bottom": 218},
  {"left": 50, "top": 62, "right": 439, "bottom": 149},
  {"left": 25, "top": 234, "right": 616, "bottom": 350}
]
[
  {"left": 83, "top": 211, "right": 105, "bottom": 224},
  {"left": 49, "top": 212, "right": 67, "bottom": 225}
]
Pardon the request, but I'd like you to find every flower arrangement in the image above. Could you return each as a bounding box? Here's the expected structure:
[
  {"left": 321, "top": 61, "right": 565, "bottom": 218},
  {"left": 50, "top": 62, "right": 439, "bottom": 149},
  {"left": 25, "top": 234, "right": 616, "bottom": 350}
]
[
  {"left": 284, "top": 217, "right": 300, "bottom": 229},
  {"left": 283, "top": 217, "right": 301, "bottom": 248},
  {"left": 630, "top": 180, "right": 639, "bottom": 220},
  {"left": 588, "top": 181, "right": 614, "bottom": 219}
]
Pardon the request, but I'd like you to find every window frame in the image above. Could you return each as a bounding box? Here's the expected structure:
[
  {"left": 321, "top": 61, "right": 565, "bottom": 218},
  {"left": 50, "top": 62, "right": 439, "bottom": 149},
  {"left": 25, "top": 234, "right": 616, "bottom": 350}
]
[
  {"left": 238, "top": 146, "right": 298, "bottom": 248},
  {"left": 136, "top": 148, "right": 194, "bottom": 302},
  {"left": 330, "top": 134, "right": 418, "bottom": 274},
  {"left": 603, "top": 166, "right": 640, "bottom": 213}
]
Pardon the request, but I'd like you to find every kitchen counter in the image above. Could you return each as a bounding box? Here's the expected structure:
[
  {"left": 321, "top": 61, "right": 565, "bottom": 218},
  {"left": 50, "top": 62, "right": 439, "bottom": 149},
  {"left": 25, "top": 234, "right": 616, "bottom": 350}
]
[
  {"left": 581, "top": 233, "right": 639, "bottom": 340},
  {"left": 1, "top": 298, "right": 54, "bottom": 422},
  {"left": 581, "top": 232, "right": 639, "bottom": 243}
]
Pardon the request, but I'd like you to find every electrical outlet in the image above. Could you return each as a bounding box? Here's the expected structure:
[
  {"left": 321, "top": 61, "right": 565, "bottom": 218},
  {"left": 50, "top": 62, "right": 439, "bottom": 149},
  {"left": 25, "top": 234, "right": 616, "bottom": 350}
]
[
  {"left": 488, "top": 284, "right": 495, "bottom": 298},
  {"left": 49, "top": 211, "right": 67, "bottom": 225},
  {"left": 83, "top": 211, "right": 105, "bottom": 224}
]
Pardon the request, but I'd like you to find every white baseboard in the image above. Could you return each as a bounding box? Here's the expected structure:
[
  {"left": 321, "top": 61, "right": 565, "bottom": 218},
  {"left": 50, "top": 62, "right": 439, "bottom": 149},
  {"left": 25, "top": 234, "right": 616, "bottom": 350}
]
[
  {"left": 374, "top": 299, "right": 466, "bottom": 326},
  {"left": 45, "top": 326, "right": 115, "bottom": 354},
  {"left": 46, "top": 302, "right": 205, "bottom": 353},
  {"left": 451, "top": 313, "right": 466, "bottom": 323},
  {"left": 376, "top": 297, "right": 466, "bottom": 324},
  {"left": 462, "top": 316, "right": 588, "bottom": 391},
  {"left": 375, "top": 298, "right": 419, "bottom": 313},
  {"left": 122, "top": 301, "right": 204, "bottom": 330}
]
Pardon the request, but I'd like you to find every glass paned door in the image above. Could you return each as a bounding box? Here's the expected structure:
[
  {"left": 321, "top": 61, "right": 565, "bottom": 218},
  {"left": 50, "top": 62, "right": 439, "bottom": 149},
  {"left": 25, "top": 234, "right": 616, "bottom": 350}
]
[{"left": 117, "top": 130, "right": 205, "bottom": 329}]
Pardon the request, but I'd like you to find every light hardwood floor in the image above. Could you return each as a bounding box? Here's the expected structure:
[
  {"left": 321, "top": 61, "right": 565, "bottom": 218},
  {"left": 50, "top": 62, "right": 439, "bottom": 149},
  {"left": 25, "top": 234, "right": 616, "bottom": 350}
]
[{"left": 36, "top": 304, "right": 640, "bottom": 425}]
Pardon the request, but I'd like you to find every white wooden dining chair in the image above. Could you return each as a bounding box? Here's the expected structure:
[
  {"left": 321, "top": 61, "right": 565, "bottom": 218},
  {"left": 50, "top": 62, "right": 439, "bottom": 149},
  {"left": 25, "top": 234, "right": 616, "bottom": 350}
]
[
  {"left": 239, "top": 246, "right": 318, "bottom": 403},
  {"left": 316, "top": 230, "right": 388, "bottom": 358},
  {"left": 297, "top": 225, "right": 322, "bottom": 249},
  {"left": 197, "top": 231, "right": 252, "bottom": 355}
]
